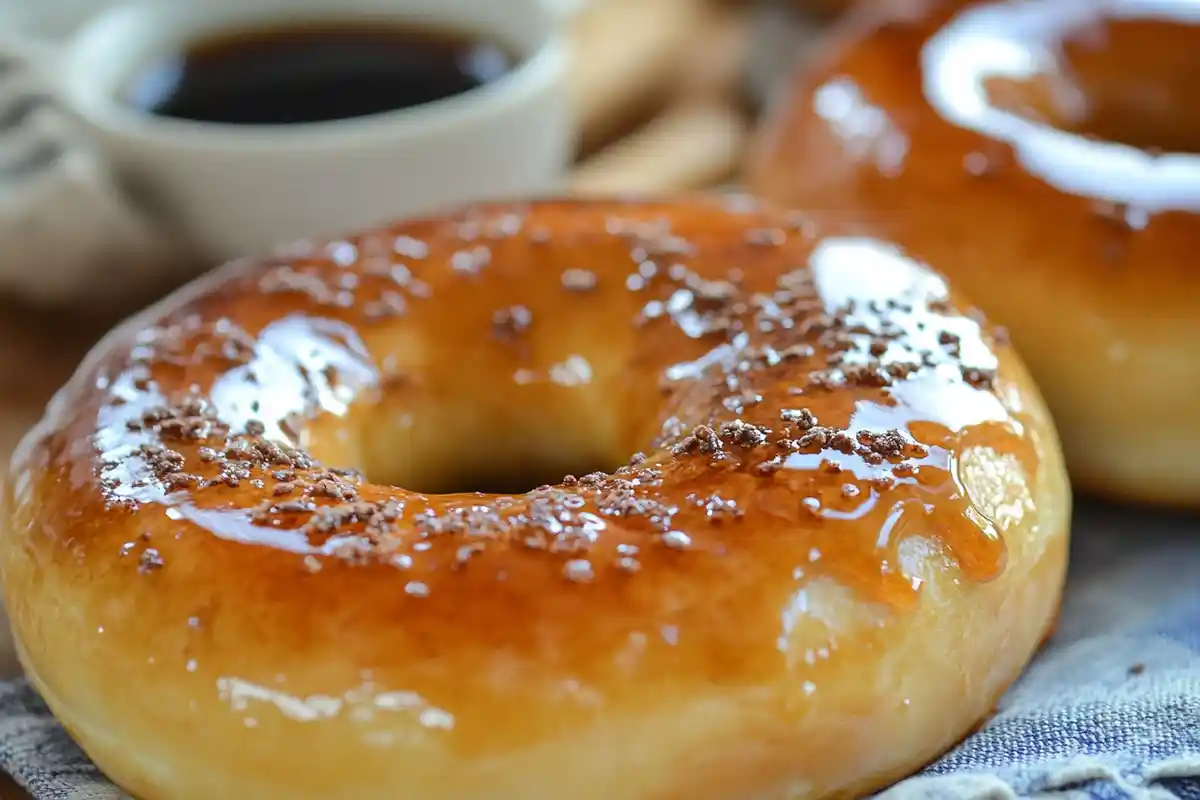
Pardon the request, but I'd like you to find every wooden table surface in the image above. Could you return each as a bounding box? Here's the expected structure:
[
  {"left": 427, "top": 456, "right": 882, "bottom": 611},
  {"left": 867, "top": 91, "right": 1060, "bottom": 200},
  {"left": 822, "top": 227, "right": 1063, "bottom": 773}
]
[
  {"left": 0, "top": 300, "right": 121, "bottom": 800},
  {"left": 0, "top": 775, "right": 23, "bottom": 800},
  {"left": 0, "top": 298, "right": 115, "bottom": 490}
]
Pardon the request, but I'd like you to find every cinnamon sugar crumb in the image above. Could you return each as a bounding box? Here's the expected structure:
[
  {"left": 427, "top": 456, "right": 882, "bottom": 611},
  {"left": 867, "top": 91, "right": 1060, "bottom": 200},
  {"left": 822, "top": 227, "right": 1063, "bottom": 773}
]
[
  {"left": 660, "top": 530, "right": 691, "bottom": 549},
  {"left": 138, "top": 549, "right": 164, "bottom": 573},
  {"left": 673, "top": 425, "right": 722, "bottom": 456},
  {"left": 616, "top": 557, "right": 641, "bottom": 573},
  {"left": 744, "top": 228, "right": 786, "bottom": 247},
  {"left": 492, "top": 305, "right": 532, "bottom": 340},
  {"left": 563, "top": 559, "right": 595, "bottom": 583},
  {"left": 456, "top": 543, "right": 486, "bottom": 567},
  {"left": 315, "top": 479, "right": 357, "bottom": 501},
  {"left": 798, "top": 427, "right": 831, "bottom": 450},
  {"left": 280, "top": 412, "right": 304, "bottom": 440},
  {"left": 405, "top": 581, "right": 430, "bottom": 598},
  {"left": 754, "top": 457, "right": 783, "bottom": 476},
  {"left": 962, "top": 367, "right": 997, "bottom": 390},
  {"left": 857, "top": 429, "right": 908, "bottom": 458},
  {"left": 451, "top": 246, "right": 491, "bottom": 275},
  {"left": 720, "top": 419, "right": 769, "bottom": 448},
  {"left": 829, "top": 432, "right": 857, "bottom": 454},
  {"left": 780, "top": 408, "right": 817, "bottom": 429},
  {"left": 561, "top": 269, "right": 598, "bottom": 292}
]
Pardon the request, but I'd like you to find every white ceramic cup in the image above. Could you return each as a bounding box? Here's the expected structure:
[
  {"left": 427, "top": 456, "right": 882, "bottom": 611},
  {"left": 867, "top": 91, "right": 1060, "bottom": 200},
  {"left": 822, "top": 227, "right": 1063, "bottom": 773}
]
[{"left": 8, "top": 0, "right": 573, "bottom": 262}]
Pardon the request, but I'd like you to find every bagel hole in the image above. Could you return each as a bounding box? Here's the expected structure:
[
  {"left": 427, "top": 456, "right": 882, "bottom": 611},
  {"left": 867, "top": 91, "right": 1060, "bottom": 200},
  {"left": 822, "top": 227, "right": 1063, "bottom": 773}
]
[
  {"left": 309, "top": 407, "right": 629, "bottom": 495},
  {"left": 985, "top": 17, "right": 1200, "bottom": 153},
  {"left": 372, "top": 450, "right": 624, "bottom": 496}
]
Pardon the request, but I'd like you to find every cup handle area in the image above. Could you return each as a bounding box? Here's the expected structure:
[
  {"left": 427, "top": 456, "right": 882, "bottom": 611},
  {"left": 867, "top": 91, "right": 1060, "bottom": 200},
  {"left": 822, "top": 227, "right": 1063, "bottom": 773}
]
[
  {"left": 0, "top": 31, "right": 181, "bottom": 307},
  {"left": 0, "top": 34, "right": 69, "bottom": 181}
]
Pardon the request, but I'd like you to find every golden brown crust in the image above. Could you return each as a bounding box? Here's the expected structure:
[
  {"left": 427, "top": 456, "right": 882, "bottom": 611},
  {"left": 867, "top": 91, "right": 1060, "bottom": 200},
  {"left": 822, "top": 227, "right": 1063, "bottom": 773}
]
[
  {"left": 3, "top": 197, "right": 1070, "bottom": 798},
  {"left": 745, "top": 0, "right": 1200, "bottom": 506}
]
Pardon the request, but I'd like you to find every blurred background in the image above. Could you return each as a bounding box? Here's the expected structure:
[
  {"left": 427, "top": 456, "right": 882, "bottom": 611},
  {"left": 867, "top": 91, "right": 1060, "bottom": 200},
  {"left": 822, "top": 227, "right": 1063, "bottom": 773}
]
[{"left": 0, "top": 0, "right": 843, "bottom": 472}]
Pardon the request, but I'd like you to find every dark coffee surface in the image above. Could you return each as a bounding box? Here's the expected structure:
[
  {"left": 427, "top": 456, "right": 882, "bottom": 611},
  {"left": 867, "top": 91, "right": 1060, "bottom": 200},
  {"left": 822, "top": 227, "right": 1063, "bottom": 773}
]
[{"left": 123, "top": 21, "right": 518, "bottom": 125}]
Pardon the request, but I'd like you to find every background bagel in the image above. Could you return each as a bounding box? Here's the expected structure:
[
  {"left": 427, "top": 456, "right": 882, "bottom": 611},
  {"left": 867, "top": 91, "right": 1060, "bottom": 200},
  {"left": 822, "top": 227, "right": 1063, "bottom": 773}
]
[
  {"left": 744, "top": 0, "right": 1200, "bottom": 507},
  {"left": 2, "top": 197, "right": 1070, "bottom": 799}
]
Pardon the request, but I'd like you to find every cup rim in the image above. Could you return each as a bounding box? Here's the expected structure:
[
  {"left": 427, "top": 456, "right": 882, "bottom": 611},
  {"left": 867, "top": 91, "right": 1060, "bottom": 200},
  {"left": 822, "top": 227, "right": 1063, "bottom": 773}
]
[{"left": 60, "top": 0, "right": 568, "bottom": 151}]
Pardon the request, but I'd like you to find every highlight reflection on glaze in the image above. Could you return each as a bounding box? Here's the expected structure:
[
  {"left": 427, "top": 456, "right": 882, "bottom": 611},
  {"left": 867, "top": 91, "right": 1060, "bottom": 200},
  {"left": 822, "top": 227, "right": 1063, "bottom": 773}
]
[{"left": 922, "top": 0, "right": 1200, "bottom": 211}]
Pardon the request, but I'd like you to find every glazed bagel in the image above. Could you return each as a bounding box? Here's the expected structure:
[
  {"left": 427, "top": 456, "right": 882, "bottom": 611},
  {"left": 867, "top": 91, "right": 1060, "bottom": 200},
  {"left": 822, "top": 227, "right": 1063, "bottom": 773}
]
[
  {"left": 3, "top": 197, "right": 1069, "bottom": 799},
  {"left": 746, "top": 0, "right": 1200, "bottom": 506}
]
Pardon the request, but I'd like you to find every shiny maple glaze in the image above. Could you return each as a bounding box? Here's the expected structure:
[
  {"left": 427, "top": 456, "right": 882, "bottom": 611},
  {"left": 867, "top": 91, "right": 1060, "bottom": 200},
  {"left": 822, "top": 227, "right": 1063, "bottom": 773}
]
[
  {"left": 3, "top": 197, "right": 1063, "bottom": 797},
  {"left": 745, "top": 0, "right": 1200, "bottom": 505}
]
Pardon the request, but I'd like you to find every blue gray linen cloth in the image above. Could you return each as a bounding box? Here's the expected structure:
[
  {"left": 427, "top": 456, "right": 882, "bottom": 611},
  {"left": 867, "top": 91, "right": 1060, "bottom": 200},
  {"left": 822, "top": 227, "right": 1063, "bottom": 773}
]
[{"left": 0, "top": 502, "right": 1196, "bottom": 799}]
